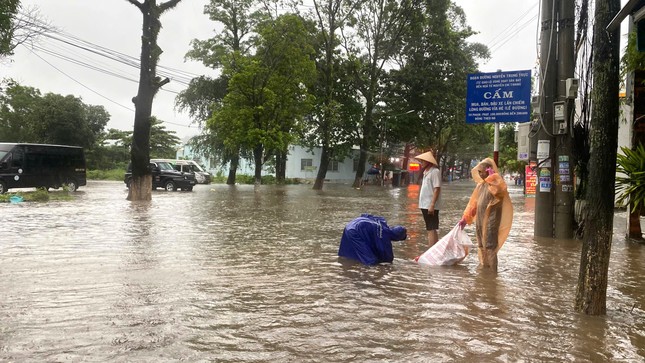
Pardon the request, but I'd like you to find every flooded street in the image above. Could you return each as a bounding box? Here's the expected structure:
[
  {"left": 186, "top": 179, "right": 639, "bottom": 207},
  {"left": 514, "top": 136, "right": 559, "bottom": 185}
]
[{"left": 1, "top": 180, "right": 644, "bottom": 362}]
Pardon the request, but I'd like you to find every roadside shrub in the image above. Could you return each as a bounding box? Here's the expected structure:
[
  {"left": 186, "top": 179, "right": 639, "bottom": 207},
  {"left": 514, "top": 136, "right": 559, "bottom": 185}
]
[
  {"left": 87, "top": 169, "right": 126, "bottom": 181},
  {"left": 208, "top": 173, "right": 301, "bottom": 185},
  {"left": 30, "top": 188, "right": 50, "bottom": 202}
]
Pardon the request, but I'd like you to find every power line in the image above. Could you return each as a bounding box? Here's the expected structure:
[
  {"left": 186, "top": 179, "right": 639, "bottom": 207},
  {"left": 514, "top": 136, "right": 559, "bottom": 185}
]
[
  {"left": 489, "top": 15, "right": 539, "bottom": 54},
  {"left": 15, "top": 12, "right": 197, "bottom": 128},
  {"left": 486, "top": 3, "right": 539, "bottom": 49},
  {"left": 18, "top": 11, "right": 202, "bottom": 87},
  {"left": 24, "top": 45, "right": 136, "bottom": 113}
]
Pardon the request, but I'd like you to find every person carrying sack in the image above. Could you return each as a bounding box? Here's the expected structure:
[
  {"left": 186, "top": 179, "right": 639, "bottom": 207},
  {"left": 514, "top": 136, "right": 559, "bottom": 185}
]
[{"left": 458, "top": 158, "right": 513, "bottom": 271}]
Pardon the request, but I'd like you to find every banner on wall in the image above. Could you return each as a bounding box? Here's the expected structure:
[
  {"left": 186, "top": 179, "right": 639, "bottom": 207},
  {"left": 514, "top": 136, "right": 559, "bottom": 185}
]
[{"left": 525, "top": 161, "right": 537, "bottom": 196}]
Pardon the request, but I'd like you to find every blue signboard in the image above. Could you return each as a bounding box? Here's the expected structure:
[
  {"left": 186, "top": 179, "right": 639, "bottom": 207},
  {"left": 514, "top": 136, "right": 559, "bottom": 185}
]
[{"left": 466, "top": 70, "right": 532, "bottom": 123}]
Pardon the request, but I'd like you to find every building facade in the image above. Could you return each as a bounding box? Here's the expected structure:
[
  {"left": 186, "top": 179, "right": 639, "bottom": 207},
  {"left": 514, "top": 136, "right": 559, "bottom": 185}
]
[{"left": 176, "top": 144, "right": 371, "bottom": 183}]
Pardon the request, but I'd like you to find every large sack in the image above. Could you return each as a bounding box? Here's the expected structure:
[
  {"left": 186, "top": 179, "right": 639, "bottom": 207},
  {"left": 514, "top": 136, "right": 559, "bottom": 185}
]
[{"left": 416, "top": 224, "right": 474, "bottom": 266}]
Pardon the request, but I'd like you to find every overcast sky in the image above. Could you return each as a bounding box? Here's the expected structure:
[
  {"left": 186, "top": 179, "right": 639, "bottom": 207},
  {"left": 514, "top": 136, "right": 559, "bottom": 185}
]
[{"left": 2, "top": 1, "right": 627, "bottom": 141}]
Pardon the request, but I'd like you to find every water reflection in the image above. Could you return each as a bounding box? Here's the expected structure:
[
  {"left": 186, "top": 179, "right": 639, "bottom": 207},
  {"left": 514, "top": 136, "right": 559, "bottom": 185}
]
[{"left": 0, "top": 180, "right": 643, "bottom": 361}]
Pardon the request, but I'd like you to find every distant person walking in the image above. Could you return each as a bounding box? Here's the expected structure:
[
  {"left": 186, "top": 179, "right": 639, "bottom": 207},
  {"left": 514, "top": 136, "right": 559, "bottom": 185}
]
[
  {"left": 458, "top": 158, "right": 513, "bottom": 271},
  {"left": 415, "top": 151, "right": 441, "bottom": 247}
]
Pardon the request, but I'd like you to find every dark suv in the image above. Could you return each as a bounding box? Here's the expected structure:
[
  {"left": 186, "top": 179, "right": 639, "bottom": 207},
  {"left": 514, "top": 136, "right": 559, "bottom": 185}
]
[{"left": 124, "top": 161, "right": 196, "bottom": 191}]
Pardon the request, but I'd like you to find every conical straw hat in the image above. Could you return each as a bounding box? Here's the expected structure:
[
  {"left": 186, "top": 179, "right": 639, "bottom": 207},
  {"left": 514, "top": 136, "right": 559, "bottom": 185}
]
[{"left": 414, "top": 151, "right": 437, "bottom": 166}]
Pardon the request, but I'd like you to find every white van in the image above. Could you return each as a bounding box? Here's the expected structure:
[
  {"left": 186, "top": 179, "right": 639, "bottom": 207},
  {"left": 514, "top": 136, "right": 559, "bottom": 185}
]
[{"left": 150, "top": 159, "right": 211, "bottom": 184}]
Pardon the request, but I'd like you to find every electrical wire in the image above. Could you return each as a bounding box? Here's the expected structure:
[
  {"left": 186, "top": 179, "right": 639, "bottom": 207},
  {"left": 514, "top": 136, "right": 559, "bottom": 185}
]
[
  {"left": 24, "top": 45, "right": 136, "bottom": 113},
  {"left": 486, "top": 3, "right": 539, "bottom": 53},
  {"left": 15, "top": 11, "right": 198, "bottom": 128}
]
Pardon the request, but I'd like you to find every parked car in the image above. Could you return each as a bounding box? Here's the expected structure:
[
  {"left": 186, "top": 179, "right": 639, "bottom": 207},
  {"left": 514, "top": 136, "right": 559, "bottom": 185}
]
[
  {"left": 151, "top": 158, "right": 212, "bottom": 184},
  {"left": 124, "top": 161, "right": 196, "bottom": 191}
]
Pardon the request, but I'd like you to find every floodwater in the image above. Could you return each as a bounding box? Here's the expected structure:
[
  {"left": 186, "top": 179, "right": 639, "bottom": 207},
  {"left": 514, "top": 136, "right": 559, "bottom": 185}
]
[{"left": 1, "top": 180, "right": 644, "bottom": 362}]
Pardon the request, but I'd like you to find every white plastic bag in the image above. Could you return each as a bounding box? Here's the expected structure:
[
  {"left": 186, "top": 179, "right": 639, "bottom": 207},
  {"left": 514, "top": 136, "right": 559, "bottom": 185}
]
[{"left": 416, "top": 224, "right": 474, "bottom": 266}]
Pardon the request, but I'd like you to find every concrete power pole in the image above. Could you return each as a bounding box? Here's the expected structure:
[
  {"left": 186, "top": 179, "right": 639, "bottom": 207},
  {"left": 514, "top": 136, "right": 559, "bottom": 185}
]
[
  {"left": 533, "top": 0, "right": 557, "bottom": 237},
  {"left": 554, "top": 0, "right": 576, "bottom": 239}
]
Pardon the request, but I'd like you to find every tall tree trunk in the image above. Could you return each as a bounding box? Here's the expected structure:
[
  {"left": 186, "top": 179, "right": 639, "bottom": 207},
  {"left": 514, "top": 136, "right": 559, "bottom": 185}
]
[
  {"left": 575, "top": 0, "right": 620, "bottom": 315},
  {"left": 253, "top": 144, "right": 263, "bottom": 185},
  {"left": 276, "top": 150, "right": 287, "bottom": 183},
  {"left": 126, "top": 0, "right": 182, "bottom": 201},
  {"left": 314, "top": 145, "right": 330, "bottom": 190},
  {"left": 227, "top": 152, "right": 239, "bottom": 185}
]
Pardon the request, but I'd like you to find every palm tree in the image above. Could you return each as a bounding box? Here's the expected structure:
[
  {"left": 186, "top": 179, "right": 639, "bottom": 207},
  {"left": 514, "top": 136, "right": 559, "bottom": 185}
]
[{"left": 616, "top": 144, "right": 645, "bottom": 240}]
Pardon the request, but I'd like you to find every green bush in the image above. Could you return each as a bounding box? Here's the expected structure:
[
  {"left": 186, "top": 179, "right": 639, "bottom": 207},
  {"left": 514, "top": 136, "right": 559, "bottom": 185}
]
[
  {"left": 616, "top": 144, "right": 645, "bottom": 209},
  {"left": 207, "top": 171, "right": 301, "bottom": 185},
  {"left": 87, "top": 169, "right": 126, "bottom": 181},
  {"left": 30, "top": 188, "right": 51, "bottom": 202},
  {"left": 0, "top": 189, "right": 76, "bottom": 203}
]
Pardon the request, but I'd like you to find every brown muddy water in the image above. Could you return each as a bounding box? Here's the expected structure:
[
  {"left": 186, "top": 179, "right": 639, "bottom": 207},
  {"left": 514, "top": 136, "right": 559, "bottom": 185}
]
[{"left": 1, "top": 180, "right": 644, "bottom": 362}]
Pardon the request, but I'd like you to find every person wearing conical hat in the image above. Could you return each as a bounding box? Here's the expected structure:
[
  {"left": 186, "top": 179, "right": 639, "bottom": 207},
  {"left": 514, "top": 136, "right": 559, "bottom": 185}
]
[
  {"left": 415, "top": 151, "right": 442, "bottom": 247},
  {"left": 458, "top": 158, "right": 513, "bottom": 271}
]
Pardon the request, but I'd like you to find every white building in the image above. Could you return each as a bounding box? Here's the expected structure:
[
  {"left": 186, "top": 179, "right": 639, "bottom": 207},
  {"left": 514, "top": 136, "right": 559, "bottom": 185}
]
[{"left": 176, "top": 144, "right": 371, "bottom": 183}]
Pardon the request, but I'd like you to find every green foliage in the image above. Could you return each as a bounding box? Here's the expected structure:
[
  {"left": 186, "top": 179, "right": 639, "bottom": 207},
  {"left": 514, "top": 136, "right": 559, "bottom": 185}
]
[
  {"left": 225, "top": 174, "right": 300, "bottom": 185},
  {"left": 0, "top": 80, "right": 110, "bottom": 148},
  {"left": 86, "top": 169, "right": 126, "bottom": 181},
  {"left": 30, "top": 188, "right": 50, "bottom": 202},
  {"left": 621, "top": 30, "right": 645, "bottom": 75},
  {"left": 498, "top": 123, "right": 524, "bottom": 173},
  {"left": 0, "top": 79, "right": 41, "bottom": 141},
  {"left": 185, "top": 0, "right": 267, "bottom": 68},
  {"left": 0, "top": 0, "right": 20, "bottom": 56},
  {"left": 175, "top": 76, "right": 228, "bottom": 124},
  {"left": 209, "top": 13, "right": 317, "bottom": 183},
  {"left": 31, "top": 93, "right": 110, "bottom": 148},
  {"left": 383, "top": 0, "right": 490, "bottom": 160},
  {"left": 616, "top": 144, "right": 645, "bottom": 209},
  {"left": 148, "top": 116, "right": 181, "bottom": 158},
  {"left": 0, "top": 189, "right": 76, "bottom": 203}
]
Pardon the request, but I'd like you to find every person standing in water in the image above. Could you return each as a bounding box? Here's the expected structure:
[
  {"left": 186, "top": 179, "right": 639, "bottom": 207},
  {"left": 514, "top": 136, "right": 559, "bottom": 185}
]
[
  {"left": 458, "top": 158, "right": 513, "bottom": 271},
  {"left": 415, "top": 151, "right": 442, "bottom": 247}
]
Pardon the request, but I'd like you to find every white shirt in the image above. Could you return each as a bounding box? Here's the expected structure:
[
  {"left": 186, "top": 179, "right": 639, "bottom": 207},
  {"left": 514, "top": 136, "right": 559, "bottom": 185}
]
[{"left": 418, "top": 166, "right": 441, "bottom": 210}]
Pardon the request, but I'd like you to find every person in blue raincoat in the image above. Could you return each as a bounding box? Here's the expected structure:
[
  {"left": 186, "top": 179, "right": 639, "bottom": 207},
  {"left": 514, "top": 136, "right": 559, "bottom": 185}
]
[{"left": 338, "top": 214, "right": 407, "bottom": 265}]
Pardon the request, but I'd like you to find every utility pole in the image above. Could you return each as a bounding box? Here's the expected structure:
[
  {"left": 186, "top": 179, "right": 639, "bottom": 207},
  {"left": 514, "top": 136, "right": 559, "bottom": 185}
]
[
  {"left": 554, "top": 0, "right": 576, "bottom": 239},
  {"left": 533, "top": 0, "right": 557, "bottom": 237}
]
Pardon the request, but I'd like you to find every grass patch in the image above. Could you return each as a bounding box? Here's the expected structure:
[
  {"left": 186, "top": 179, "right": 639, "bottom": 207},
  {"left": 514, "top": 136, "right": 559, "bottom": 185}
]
[
  {"left": 210, "top": 172, "right": 302, "bottom": 185},
  {"left": 87, "top": 169, "right": 125, "bottom": 181},
  {"left": 0, "top": 188, "right": 75, "bottom": 203}
]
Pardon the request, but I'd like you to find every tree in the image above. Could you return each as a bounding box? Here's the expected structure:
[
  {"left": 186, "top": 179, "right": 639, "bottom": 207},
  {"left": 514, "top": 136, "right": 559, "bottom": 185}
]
[
  {"left": 208, "top": 14, "right": 316, "bottom": 184},
  {"left": 498, "top": 123, "right": 524, "bottom": 175},
  {"left": 126, "top": 0, "right": 183, "bottom": 201},
  {"left": 0, "top": 0, "right": 20, "bottom": 56},
  {"left": 31, "top": 93, "right": 109, "bottom": 148},
  {"left": 182, "top": 0, "right": 267, "bottom": 185},
  {"left": 384, "top": 0, "right": 488, "bottom": 166},
  {"left": 86, "top": 128, "right": 131, "bottom": 170},
  {"left": 1, "top": 1, "right": 49, "bottom": 58},
  {"left": 343, "top": 0, "right": 414, "bottom": 188},
  {"left": 149, "top": 117, "right": 182, "bottom": 158},
  {"left": 0, "top": 80, "right": 109, "bottom": 148},
  {"left": 0, "top": 79, "right": 40, "bottom": 142},
  {"left": 575, "top": 0, "right": 621, "bottom": 316},
  {"left": 305, "top": 0, "right": 365, "bottom": 190},
  {"left": 616, "top": 144, "right": 645, "bottom": 240}
]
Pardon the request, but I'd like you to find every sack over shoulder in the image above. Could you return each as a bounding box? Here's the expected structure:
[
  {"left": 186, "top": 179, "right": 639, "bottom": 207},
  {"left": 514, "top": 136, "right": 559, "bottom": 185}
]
[{"left": 416, "top": 224, "right": 474, "bottom": 266}]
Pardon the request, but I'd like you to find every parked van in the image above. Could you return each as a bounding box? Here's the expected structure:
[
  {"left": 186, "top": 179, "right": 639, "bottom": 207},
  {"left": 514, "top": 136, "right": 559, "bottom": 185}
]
[
  {"left": 0, "top": 143, "right": 87, "bottom": 194},
  {"left": 151, "top": 159, "right": 211, "bottom": 184}
]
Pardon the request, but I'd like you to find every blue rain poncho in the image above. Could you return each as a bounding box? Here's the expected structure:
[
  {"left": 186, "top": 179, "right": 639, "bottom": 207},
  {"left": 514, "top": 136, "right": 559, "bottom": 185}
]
[{"left": 338, "top": 214, "right": 407, "bottom": 265}]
